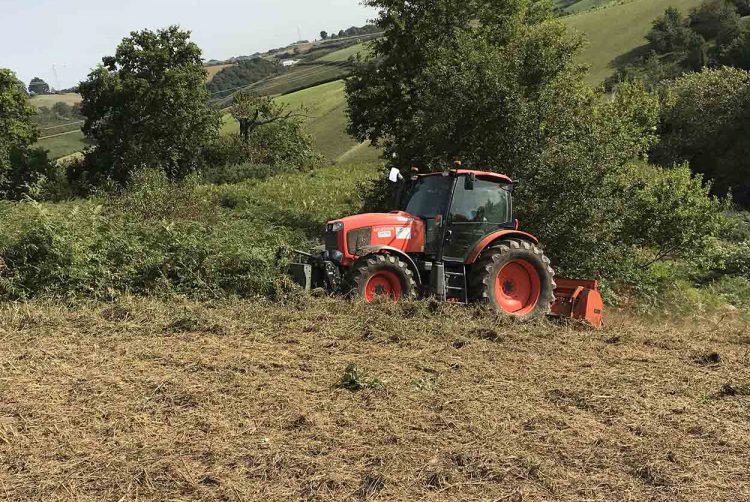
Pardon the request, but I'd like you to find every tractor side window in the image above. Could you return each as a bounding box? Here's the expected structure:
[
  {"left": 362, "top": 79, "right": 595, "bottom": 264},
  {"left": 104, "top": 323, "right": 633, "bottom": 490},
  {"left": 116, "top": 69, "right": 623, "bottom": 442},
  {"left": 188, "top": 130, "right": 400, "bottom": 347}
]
[
  {"left": 402, "top": 175, "right": 452, "bottom": 219},
  {"left": 450, "top": 178, "right": 511, "bottom": 224}
]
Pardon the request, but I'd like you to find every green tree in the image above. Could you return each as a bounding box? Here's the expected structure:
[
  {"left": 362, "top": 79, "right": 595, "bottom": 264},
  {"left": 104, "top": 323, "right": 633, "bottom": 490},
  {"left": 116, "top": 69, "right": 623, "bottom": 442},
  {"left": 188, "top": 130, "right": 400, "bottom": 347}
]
[
  {"left": 346, "top": 0, "right": 723, "bottom": 281},
  {"left": 654, "top": 67, "right": 750, "bottom": 207},
  {"left": 52, "top": 101, "right": 73, "bottom": 118},
  {"left": 77, "top": 26, "right": 220, "bottom": 185},
  {"left": 0, "top": 69, "right": 52, "bottom": 199},
  {"left": 320, "top": 31, "right": 329, "bottom": 40},
  {"left": 230, "top": 92, "right": 299, "bottom": 144},
  {"left": 730, "top": 0, "right": 750, "bottom": 15},
  {"left": 721, "top": 24, "right": 750, "bottom": 69},
  {"left": 647, "top": 7, "right": 701, "bottom": 54},
  {"left": 688, "top": 0, "right": 740, "bottom": 42},
  {"left": 221, "top": 92, "right": 318, "bottom": 170},
  {"left": 28, "top": 77, "right": 50, "bottom": 95}
]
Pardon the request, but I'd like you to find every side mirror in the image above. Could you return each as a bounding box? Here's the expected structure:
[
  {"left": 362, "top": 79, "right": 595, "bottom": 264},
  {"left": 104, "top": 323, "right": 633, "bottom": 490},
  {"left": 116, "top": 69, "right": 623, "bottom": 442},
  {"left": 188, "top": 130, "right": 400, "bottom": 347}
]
[{"left": 464, "top": 173, "right": 476, "bottom": 191}]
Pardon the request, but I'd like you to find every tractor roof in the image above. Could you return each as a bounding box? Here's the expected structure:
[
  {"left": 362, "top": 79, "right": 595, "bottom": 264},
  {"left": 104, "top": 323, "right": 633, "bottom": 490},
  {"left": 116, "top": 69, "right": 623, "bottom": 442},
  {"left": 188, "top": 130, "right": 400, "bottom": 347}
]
[{"left": 419, "top": 170, "right": 513, "bottom": 184}]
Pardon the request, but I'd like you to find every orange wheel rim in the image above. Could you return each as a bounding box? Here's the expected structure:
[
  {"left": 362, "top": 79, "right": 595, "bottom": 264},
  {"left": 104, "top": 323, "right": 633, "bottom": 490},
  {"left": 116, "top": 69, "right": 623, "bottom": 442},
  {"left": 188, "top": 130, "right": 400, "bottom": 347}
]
[
  {"left": 494, "top": 260, "right": 541, "bottom": 315},
  {"left": 364, "top": 271, "right": 402, "bottom": 302}
]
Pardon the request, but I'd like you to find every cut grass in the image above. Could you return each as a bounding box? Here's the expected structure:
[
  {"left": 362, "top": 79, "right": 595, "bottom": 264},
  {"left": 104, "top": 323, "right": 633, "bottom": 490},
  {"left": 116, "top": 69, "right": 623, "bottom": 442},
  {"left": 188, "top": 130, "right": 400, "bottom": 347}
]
[
  {"left": 0, "top": 298, "right": 748, "bottom": 501},
  {"left": 563, "top": 0, "right": 705, "bottom": 83}
]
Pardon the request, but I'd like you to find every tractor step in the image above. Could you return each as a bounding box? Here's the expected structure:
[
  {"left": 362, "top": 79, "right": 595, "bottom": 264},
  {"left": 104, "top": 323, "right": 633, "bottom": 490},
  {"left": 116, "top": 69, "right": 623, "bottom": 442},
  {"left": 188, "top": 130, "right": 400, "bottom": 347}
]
[{"left": 444, "top": 265, "right": 468, "bottom": 303}]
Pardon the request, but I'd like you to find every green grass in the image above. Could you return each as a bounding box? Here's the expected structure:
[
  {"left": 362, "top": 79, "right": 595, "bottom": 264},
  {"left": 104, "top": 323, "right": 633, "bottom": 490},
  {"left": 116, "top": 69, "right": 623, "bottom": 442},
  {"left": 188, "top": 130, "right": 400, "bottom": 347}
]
[
  {"left": 318, "top": 43, "right": 370, "bottom": 62},
  {"left": 565, "top": 0, "right": 617, "bottom": 14},
  {"left": 563, "top": 0, "right": 705, "bottom": 84},
  {"left": 37, "top": 131, "right": 86, "bottom": 160}
]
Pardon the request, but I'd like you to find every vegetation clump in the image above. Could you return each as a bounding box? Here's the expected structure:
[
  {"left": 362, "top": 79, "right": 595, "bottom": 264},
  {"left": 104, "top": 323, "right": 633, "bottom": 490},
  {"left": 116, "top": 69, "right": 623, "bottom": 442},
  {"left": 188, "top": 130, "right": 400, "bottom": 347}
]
[{"left": 336, "top": 363, "right": 385, "bottom": 391}]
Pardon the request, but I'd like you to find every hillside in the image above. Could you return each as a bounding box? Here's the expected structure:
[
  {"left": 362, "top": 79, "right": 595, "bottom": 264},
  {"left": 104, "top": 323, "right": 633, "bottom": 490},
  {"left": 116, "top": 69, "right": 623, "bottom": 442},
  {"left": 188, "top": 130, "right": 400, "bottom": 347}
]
[
  {"left": 205, "top": 63, "right": 236, "bottom": 81},
  {"left": 33, "top": 43, "right": 370, "bottom": 160},
  {"left": 563, "top": 0, "right": 705, "bottom": 83},
  {"left": 221, "top": 79, "right": 380, "bottom": 163}
]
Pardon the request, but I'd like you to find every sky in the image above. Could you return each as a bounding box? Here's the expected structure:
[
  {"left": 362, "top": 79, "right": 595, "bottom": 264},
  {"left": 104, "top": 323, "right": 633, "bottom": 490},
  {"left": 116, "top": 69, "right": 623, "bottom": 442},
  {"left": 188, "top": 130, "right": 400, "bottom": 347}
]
[{"left": 0, "top": 0, "right": 377, "bottom": 90}]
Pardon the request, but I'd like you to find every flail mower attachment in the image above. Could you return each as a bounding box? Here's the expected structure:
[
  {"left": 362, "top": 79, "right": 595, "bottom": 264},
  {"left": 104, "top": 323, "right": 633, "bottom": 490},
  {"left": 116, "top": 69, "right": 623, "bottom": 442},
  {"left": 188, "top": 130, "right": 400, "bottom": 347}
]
[{"left": 550, "top": 278, "right": 604, "bottom": 328}]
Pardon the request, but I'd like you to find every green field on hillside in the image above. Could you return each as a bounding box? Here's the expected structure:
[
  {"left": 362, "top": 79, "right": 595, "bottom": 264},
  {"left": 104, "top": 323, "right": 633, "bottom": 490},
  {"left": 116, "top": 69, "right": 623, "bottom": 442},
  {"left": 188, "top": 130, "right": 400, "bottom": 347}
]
[
  {"left": 563, "top": 0, "right": 704, "bottom": 83},
  {"left": 38, "top": 130, "right": 86, "bottom": 160},
  {"left": 564, "top": 0, "right": 616, "bottom": 14},
  {"left": 222, "top": 79, "right": 381, "bottom": 164},
  {"left": 35, "top": 43, "right": 371, "bottom": 160},
  {"left": 318, "top": 42, "right": 369, "bottom": 62}
]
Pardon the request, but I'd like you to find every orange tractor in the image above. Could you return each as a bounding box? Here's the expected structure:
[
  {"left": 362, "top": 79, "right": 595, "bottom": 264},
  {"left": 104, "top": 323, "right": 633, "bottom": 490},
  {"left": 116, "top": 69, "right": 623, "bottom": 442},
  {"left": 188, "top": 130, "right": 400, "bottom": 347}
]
[{"left": 290, "top": 167, "right": 604, "bottom": 327}]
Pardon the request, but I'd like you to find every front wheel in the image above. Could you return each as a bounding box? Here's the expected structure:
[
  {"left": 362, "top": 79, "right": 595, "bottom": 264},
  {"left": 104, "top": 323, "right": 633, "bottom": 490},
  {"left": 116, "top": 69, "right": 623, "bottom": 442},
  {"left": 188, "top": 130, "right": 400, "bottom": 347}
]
[
  {"left": 350, "top": 254, "right": 417, "bottom": 302},
  {"left": 470, "top": 239, "right": 556, "bottom": 320}
]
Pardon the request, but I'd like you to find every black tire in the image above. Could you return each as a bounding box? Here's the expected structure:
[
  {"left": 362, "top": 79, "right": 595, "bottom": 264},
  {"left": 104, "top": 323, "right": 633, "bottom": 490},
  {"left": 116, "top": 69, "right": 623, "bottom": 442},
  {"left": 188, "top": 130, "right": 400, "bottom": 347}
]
[
  {"left": 469, "top": 239, "right": 556, "bottom": 320},
  {"left": 349, "top": 254, "right": 417, "bottom": 302}
]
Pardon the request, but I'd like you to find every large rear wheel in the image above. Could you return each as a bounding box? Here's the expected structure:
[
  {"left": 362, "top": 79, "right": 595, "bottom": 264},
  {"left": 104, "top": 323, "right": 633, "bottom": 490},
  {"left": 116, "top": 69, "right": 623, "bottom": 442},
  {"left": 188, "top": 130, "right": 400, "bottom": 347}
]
[
  {"left": 470, "top": 239, "right": 556, "bottom": 320},
  {"left": 350, "top": 254, "right": 417, "bottom": 302}
]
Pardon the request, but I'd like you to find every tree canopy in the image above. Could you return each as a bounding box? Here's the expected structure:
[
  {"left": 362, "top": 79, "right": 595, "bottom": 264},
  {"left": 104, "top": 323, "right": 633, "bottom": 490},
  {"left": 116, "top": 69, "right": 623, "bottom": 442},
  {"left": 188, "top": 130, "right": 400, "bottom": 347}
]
[
  {"left": 77, "top": 26, "right": 220, "bottom": 185},
  {"left": 0, "top": 69, "right": 52, "bottom": 199},
  {"left": 28, "top": 77, "right": 50, "bottom": 95},
  {"left": 654, "top": 67, "right": 750, "bottom": 206},
  {"left": 346, "top": 0, "right": 725, "bottom": 280}
]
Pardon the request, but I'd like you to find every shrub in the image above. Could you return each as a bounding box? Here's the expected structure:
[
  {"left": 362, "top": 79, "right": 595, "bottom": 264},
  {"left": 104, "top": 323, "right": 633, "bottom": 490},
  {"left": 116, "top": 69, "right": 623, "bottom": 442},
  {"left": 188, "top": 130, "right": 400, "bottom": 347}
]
[{"left": 653, "top": 67, "right": 750, "bottom": 207}]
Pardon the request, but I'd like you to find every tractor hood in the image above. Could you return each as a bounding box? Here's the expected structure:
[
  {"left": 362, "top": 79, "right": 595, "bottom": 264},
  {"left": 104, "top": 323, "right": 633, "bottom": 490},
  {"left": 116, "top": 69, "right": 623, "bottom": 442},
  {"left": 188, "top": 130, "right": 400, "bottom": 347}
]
[
  {"left": 328, "top": 211, "right": 426, "bottom": 260},
  {"left": 333, "top": 211, "right": 417, "bottom": 231}
]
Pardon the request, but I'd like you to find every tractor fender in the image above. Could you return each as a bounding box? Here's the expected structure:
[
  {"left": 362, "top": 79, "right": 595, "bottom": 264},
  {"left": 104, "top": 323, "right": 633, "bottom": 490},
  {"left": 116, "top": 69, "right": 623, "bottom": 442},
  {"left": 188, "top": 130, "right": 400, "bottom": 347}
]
[
  {"left": 465, "top": 230, "right": 540, "bottom": 264},
  {"left": 355, "top": 246, "right": 422, "bottom": 286}
]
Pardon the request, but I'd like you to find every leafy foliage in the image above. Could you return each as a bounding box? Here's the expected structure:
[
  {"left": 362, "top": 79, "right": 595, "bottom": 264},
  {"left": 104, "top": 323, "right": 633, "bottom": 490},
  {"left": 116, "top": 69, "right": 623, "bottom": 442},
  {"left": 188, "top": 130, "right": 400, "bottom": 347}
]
[
  {"left": 688, "top": 0, "right": 739, "bottom": 41},
  {"left": 0, "top": 69, "right": 52, "bottom": 199},
  {"left": 721, "top": 24, "right": 750, "bottom": 69},
  {"left": 336, "top": 364, "right": 384, "bottom": 391},
  {"left": 609, "top": 0, "right": 750, "bottom": 90},
  {"left": 77, "top": 26, "right": 220, "bottom": 186},
  {"left": 28, "top": 77, "right": 50, "bottom": 95},
  {"left": 653, "top": 67, "right": 750, "bottom": 207},
  {"left": 347, "top": 1, "right": 722, "bottom": 281}
]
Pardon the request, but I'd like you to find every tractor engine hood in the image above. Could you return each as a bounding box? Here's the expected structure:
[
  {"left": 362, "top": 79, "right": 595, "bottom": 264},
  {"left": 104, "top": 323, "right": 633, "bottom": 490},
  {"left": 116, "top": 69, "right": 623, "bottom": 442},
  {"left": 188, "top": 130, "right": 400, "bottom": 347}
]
[{"left": 328, "top": 211, "right": 426, "bottom": 262}]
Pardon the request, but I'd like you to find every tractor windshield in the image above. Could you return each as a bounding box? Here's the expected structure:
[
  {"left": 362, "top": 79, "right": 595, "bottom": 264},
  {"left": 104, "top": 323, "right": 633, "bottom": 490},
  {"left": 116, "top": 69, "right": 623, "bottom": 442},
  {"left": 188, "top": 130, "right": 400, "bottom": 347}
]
[{"left": 401, "top": 175, "right": 453, "bottom": 219}]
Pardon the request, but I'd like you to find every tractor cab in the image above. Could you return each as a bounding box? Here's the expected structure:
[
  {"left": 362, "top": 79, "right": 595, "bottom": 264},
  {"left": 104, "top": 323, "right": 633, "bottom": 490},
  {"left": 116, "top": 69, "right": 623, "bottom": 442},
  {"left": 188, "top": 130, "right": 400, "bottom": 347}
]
[
  {"left": 396, "top": 170, "right": 517, "bottom": 262},
  {"left": 290, "top": 166, "right": 604, "bottom": 327}
]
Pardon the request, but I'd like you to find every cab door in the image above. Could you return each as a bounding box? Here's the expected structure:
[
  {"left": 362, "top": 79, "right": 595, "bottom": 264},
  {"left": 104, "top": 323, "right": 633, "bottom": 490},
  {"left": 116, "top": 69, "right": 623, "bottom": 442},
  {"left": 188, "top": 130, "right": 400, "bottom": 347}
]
[{"left": 442, "top": 176, "right": 513, "bottom": 261}]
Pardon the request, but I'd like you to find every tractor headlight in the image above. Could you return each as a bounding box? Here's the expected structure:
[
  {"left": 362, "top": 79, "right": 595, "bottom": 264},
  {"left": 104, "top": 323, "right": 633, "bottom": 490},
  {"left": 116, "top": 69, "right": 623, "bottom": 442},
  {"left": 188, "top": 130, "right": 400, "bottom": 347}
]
[
  {"left": 329, "top": 221, "right": 344, "bottom": 232},
  {"left": 347, "top": 227, "right": 372, "bottom": 255}
]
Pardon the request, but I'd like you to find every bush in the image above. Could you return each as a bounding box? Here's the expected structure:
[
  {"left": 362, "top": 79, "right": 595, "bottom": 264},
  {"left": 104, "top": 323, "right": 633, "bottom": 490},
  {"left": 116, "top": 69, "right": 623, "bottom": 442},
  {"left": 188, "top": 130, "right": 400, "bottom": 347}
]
[
  {"left": 653, "top": 67, "right": 750, "bottom": 207},
  {"left": 1, "top": 146, "right": 55, "bottom": 200},
  {"left": 201, "top": 162, "right": 286, "bottom": 185}
]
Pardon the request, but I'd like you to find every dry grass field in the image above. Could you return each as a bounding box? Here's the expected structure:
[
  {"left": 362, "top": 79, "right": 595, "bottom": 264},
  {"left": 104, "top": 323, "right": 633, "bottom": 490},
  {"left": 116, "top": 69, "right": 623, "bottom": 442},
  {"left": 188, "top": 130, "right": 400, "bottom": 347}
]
[{"left": 1, "top": 297, "right": 748, "bottom": 501}]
